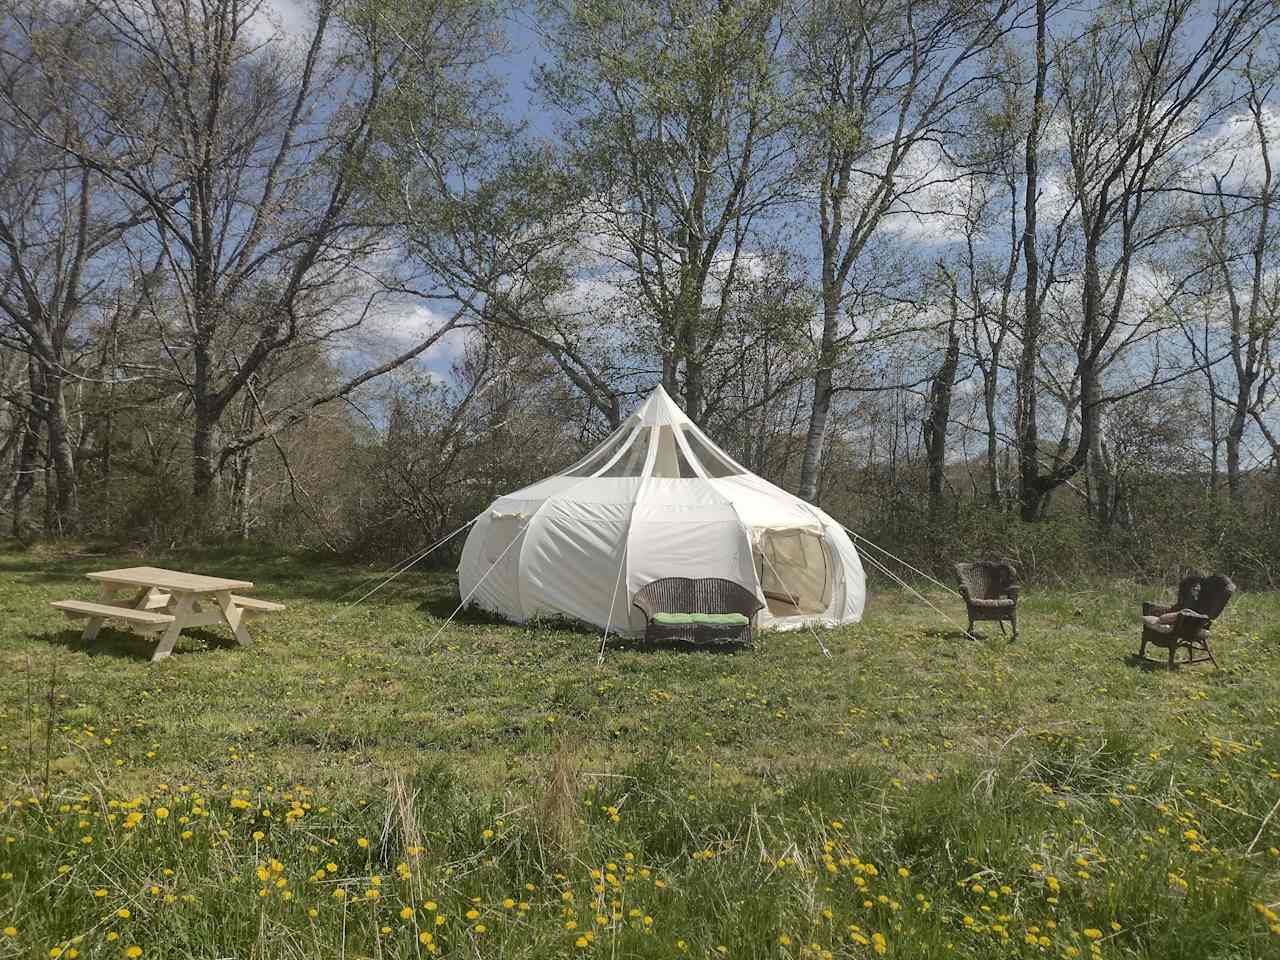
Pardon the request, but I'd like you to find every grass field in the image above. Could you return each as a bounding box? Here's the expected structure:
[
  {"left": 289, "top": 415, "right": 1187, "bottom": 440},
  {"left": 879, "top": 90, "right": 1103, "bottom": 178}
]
[{"left": 1, "top": 544, "right": 1279, "bottom": 959}]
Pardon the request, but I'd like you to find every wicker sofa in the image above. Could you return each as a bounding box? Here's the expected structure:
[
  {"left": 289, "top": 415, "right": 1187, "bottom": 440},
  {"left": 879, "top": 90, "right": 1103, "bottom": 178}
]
[{"left": 631, "top": 577, "right": 764, "bottom": 646}]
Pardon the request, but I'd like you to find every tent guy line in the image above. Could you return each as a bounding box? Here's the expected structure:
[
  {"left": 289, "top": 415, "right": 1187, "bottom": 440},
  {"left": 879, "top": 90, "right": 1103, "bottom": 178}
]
[
  {"left": 857, "top": 545, "right": 967, "bottom": 634},
  {"left": 419, "top": 516, "right": 532, "bottom": 651},
  {"left": 841, "top": 527, "right": 961, "bottom": 600},
  {"left": 331, "top": 515, "right": 480, "bottom": 619},
  {"left": 598, "top": 537, "right": 631, "bottom": 665}
]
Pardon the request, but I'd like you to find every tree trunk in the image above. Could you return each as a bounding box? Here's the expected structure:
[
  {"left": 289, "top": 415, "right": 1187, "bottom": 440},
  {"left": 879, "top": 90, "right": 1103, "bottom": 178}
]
[
  {"left": 1225, "top": 401, "right": 1247, "bottom": 502},
  {"left": 984, "top": 374, "right": 1000, "bottom": 506},
  {"left": 924, "top": 307, "right": 961, "bottom": 517},
  {"left": 44, "top": 369, "right": 78, "bottom": 534},
  {"left": 191, "top": 315, "right": 220, "bottom": 504},
  {"left": 229, "top": 449, "right": 254, "bottom": 538},
  {"left": 798, "top": 296, "right": 840, "bottom": 502},
  {"left": 228, "top": 393, "right": 256, "bottom": 538},
  {"left": 12, "top": 358, "right": 45, "bottom": 538},
  {"left": 192, "top": 405, "right": 219, "bottom": 505},
  {"left": 1016, "top": 0, "right": 1048, "bottom": 523}
]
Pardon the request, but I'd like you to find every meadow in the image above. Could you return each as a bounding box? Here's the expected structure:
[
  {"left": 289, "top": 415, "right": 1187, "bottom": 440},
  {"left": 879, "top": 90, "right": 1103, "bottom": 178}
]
[{"left": 0, "top": 544, "right": 1278, "bottom": 959}]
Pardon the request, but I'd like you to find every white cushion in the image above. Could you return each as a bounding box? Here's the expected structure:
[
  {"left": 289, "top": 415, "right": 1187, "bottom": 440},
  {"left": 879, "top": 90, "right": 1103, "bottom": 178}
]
[{"left": 1141, "top": 615, "right": 1173, "bottom": 634}]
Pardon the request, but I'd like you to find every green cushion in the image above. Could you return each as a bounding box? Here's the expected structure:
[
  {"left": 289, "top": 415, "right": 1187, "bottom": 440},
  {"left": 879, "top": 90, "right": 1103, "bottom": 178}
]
[{"left": 651, "top": 612, "right": 749, "bottom": 627}]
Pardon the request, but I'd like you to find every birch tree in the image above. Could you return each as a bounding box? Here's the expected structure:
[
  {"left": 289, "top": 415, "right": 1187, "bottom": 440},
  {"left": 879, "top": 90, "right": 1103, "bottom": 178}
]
[
  {"left": 786, "top": 0, "right": 1022, "bottom": 502},
  {"left": 536, "top": 0, "right": 793, "bottom": 423}
]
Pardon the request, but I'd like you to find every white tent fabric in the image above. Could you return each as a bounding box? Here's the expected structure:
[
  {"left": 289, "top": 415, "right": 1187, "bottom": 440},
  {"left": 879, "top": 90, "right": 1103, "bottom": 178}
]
[{"left": 457, "top": 386, "right": 866, "bottom": 636}]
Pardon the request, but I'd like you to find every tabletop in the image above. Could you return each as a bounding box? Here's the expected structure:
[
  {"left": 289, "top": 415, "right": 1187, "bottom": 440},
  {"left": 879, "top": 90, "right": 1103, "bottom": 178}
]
[{"left": 86, "top": 566, "right": 254, "bottom": 593}]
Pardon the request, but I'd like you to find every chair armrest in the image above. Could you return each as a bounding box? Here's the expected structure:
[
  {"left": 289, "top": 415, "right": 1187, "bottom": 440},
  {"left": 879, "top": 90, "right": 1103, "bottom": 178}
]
[
  {"left": 1005, "top": 585, "right": 1021, "bottom": 601},
  {"left": 957, "top": 586, "right": 973, "bottom": 603},
  {"left": 1142, "top": 601, "right": 1169, "bottom": 618},
  {"left": 1176, "top": 610, "right": 1210, "bottom": 626},
  {"left": 632, "top": 598, "right": 655, "bottom": 621}
]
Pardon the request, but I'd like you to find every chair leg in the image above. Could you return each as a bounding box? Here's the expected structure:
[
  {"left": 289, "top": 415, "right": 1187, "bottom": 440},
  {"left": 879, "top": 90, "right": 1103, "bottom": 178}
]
[
  {"left": 1167, "top": 646, "right": 1176, "bottom": 670},
  {"left": 1202, "top": 638, "right": 1219, "bottom": 668},
  {"left": 997, "top": 619, "right": 1006, "bottom": 636},
  {"left": 1010, "top": 610, "right": 1019, "bottom": 641},
  {"left": 1138, "top": 635, "right": 1147, "bottom": 659}
]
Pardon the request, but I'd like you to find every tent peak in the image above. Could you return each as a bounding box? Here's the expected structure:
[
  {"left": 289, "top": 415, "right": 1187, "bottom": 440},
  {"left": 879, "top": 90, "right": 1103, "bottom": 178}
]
[{"left": 634, "top": 384, "right": 692, "bottom": 426}]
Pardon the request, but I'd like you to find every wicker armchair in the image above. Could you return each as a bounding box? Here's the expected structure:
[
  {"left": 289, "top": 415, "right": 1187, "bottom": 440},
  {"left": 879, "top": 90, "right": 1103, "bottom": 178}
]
[
  {"left": 631, "top": 577, "right": 764, "bottom": 646},
  {"left": 954, "top": 560, "right": 1020, "bottom": 640},
  {"left": 1138, "top": 572, "right": 1235, "bottom": 669}
]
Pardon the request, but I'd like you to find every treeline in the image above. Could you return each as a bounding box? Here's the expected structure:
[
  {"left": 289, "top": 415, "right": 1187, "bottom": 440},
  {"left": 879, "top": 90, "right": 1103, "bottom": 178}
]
[{"left": 1, "top": 0, "right": 1278, "bottom": 583}]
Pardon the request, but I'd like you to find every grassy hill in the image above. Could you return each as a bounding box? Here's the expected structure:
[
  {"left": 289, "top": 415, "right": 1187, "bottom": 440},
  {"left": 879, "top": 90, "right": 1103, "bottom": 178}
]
[{"left": 1, "top": 546, "right": 1278, "bottom": 958}]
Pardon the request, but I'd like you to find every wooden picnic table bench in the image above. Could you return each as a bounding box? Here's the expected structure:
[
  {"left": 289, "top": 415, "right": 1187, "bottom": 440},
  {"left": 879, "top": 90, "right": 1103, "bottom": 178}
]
[{"left": 51, "top": 566, "right": 284, "bottom": 662}]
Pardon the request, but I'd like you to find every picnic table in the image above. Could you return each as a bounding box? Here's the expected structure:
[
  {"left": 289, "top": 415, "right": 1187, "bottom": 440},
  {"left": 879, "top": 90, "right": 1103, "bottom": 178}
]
[{"left": 51, "top": 566, "right": 284, "bottom": 662}]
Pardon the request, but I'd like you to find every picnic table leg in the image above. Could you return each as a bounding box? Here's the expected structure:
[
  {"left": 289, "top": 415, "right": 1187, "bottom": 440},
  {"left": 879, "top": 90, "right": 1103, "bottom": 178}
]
[
  {"left": 152, "top": 592, "right": 195, "bottom": 663},
  {"left": 212, "top": 590, "right": 254, "bottom": 648},
  {"left": 81, "top": 582, "right": 119, "bottom": 644}
]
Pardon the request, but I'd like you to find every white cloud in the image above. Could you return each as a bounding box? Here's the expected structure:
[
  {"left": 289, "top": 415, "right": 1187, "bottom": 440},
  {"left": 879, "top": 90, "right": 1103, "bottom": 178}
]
[
  {"left": 243, "top": 0, "right": 317, "bottom": 45},
  {"left": 1190, "top": 107, "right": 1280, "bottom": 191},
  {"left": 335, "top": 298, "right": 472, "bottom": 378}
]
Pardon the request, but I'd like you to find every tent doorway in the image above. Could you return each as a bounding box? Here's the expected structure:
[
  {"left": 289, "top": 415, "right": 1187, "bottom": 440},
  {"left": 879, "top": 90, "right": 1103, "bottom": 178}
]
[{"left": 756, "top": 528, "right": 832, "bottom": 617}]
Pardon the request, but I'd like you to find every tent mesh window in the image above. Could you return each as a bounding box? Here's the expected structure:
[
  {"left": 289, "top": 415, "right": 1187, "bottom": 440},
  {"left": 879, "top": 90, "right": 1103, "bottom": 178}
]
[
  {"left": 564, "top": 428, "right": 634, "bottom": 477},
  {"left": 651, "top": 426, "right": 700, "bottom": 478},
  {"left": 600, "top": 427, "right": 652, "bottom": 477},
  {"left": 680, "top": 427, "right": 742, "bottom": 477}
]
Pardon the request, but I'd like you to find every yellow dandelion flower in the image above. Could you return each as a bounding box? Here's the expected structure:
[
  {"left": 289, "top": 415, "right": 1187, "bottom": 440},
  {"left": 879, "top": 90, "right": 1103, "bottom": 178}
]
[
  {"left": 357, "top": 837, "right": 369, "bottom": 849},
  {"left": 400, "top": 907, "right": 413, "bottom": 920},
  {"left": 125, "top": 948, "right": 143, "bottom": 959}
]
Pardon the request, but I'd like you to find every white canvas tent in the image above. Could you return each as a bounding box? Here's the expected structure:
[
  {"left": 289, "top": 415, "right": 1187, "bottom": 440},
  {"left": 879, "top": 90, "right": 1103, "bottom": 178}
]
[{"left": 457, "top": 385, "right": 865, "bottom": 636}]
